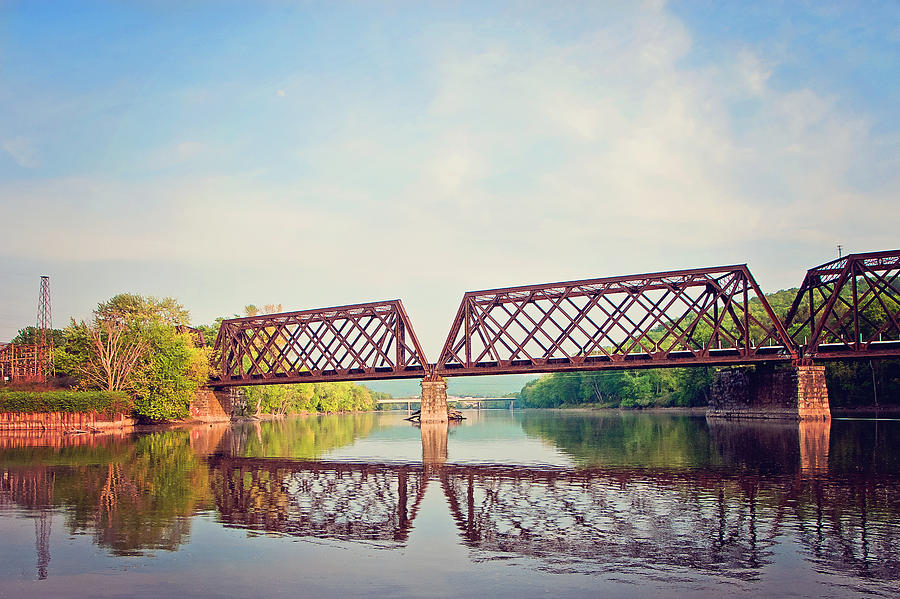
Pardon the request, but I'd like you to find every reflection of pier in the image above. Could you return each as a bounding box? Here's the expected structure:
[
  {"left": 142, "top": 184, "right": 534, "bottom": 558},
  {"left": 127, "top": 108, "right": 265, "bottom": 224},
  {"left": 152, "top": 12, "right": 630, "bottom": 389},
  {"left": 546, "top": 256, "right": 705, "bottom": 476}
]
[
  {"left": 6, "top": 453, "right": 898, "bottom": 581},
  {"left": 201, "top": 454, "right": 900, "bottom": 581},
  {"left": 707, "top": 418, "right": 832, "bottom": 473}
]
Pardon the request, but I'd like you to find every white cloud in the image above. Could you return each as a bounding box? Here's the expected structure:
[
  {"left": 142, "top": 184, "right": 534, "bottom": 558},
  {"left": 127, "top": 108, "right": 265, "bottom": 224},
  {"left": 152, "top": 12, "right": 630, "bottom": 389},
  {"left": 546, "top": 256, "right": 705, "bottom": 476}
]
[
  {"left": 2, "top": 136, "right": 40, "bottom": 168},
  {"left": 737, "top": 49, "right": 772, "bottom": 96},
  {"left": 1, "top": 1, "right": 897, "bottom": 345},
  {"left": 397, "top": 2, "right": 895, "bottom": 269}
]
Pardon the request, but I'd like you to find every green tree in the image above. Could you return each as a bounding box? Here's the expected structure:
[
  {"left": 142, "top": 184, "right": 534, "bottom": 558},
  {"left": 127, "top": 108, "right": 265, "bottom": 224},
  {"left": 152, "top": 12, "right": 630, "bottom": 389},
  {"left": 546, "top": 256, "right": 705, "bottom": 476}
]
[
  {"left": 96, "top": 294, "right": 189, "bottom": 326},
  {"left": 240, "top": 381, "right": 377, "bottom": 416},
  {"left": 56, "top": 293, "right": 210, "bottom": 420},
  {"left": 10, "top": 326, "right": 66, "bottom": 347},
  {"left": 131, "top": 324, "right": 210, "bottom": 420},
  {"left": 520, "top": 368, "right": 710, "bottom": 409},
  {"left": 672, "top": 367, "right": 714, "bottom": 407}
]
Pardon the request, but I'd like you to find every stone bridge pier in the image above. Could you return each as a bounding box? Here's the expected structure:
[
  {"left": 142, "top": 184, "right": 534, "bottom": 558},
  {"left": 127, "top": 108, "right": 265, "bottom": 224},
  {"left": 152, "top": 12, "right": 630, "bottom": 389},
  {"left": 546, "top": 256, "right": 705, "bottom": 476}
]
[
  {"left": 420, "top": 376, "right": 449, "bottom": 423},
  {"left": 707, "top": 364, "right": 830, "bottom": 421},
  {"left": 190, "top": 387, "right": 243, "bottom": 422}
]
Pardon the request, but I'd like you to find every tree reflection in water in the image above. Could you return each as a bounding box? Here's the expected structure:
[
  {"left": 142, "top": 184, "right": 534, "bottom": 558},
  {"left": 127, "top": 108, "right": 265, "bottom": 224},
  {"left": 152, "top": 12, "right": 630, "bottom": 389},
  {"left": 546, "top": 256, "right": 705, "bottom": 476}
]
[
  {"left": 1, "top": 414, "right": 899, "bottom": 587},
  {"left": 1, "top": 429, "right": 211, "bottom": 557}
]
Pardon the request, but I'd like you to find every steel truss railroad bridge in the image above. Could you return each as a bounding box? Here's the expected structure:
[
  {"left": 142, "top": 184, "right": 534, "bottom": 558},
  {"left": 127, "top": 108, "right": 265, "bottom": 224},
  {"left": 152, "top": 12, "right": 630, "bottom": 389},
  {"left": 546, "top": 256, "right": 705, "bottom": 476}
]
[{"left": 210, "top": 250, "right": 900, "bottom": 388}]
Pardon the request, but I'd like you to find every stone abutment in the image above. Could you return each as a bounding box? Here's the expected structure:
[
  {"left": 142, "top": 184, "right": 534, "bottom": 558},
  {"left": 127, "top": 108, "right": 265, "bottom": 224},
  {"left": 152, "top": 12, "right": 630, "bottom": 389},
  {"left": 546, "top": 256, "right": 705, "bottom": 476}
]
[
  {"left": 190, "top": 387, "right": 243, "bottom": 422},
  {"left": 707, "top": 364, "right": 830, "bottom": 421}
]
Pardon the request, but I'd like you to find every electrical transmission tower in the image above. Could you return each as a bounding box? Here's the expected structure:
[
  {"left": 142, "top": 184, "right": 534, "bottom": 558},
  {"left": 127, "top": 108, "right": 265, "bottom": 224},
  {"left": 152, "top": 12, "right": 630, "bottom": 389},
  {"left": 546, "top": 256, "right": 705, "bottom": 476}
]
[{"left": 36, "top": 275, "right": 53, "bottom": 380}]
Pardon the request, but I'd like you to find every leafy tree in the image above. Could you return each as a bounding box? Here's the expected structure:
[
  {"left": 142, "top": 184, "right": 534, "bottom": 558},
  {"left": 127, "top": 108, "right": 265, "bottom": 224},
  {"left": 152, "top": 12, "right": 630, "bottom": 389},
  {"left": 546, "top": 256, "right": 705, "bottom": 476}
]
[
  {"left": 10, "top": 326, "right": 65, "bottom": 347},
  {"left": 96, "top": 294, "right": 189, "bottom": 326},
  {"left": 56, "top": 293, "right": 210, "bottom": 420},
  {"left": 131, "top": 324, "right": 211, "bottom": 420},
  {"left": 520, "top": 367, "right": 711, "bottom": 409},
  {"left": 75, "top": 318, "right": 148, "bottom": 391},
  {"left": 671, "top": 367, "right": 714, "bottom": 407},
  {"left": 241, "top": 381, "right": 377, "bottom": 416}
]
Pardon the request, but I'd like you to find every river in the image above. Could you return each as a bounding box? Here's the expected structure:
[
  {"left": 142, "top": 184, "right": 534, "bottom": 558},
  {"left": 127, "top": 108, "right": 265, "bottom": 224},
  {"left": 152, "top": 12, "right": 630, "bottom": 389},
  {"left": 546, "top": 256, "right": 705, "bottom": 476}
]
[{"left": 1, "top": 410, "right": 898, "bottom": 598}]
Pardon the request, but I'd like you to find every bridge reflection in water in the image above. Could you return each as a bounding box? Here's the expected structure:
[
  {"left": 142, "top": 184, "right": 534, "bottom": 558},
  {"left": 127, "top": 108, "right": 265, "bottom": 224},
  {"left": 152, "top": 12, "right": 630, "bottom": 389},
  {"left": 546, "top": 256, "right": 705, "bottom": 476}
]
[
  {"left": 200, "top": 420, "right": 899, "bottom": 583},
  {"left": 2, "top": 417, "right": 899, "bottom": 586},
  {"left": 210, "top": 458, "right": 428, "bottom": 544}
]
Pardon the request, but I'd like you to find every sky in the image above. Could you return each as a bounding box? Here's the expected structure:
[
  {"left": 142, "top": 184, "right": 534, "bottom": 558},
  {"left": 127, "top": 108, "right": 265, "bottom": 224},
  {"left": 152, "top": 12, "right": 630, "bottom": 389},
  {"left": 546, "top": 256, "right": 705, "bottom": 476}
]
[{"left": 1, "top": 0, "right": 899, "bottom": 360}]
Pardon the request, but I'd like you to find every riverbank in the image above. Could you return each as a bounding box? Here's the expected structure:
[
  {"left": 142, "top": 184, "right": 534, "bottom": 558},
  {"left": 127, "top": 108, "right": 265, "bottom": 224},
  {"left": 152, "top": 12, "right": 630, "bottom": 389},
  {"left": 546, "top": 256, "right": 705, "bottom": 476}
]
[
  {"left": 510, "top": 404, "right": 900, "bottom": 416},
  {"left": 831, "top": 405, "right": 900, "bottom": 417},
  {"left": 512, "top": 405, "right": 708, "bottom": 414}
]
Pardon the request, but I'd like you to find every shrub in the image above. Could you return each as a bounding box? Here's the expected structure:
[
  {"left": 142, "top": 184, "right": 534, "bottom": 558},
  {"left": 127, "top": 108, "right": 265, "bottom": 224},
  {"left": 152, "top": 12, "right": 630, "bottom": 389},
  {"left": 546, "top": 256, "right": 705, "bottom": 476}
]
[{"left": 0, "top": 391, "right": 134, "bottom": 417}]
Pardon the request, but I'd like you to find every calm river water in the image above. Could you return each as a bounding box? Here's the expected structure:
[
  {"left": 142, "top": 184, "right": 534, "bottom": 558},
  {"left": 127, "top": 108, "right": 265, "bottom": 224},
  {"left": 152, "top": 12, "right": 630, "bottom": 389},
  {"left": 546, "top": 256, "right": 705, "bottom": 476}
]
[{"left": 1, "top": 410, "right": 898, "bottom": 598}]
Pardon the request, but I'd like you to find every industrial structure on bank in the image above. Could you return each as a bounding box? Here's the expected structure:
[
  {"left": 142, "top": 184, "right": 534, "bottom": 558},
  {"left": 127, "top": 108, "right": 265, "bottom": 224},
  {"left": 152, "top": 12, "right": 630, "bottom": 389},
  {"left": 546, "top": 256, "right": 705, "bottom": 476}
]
[{"left": 0, "top": 276, "right": 53, "bottom": 383}]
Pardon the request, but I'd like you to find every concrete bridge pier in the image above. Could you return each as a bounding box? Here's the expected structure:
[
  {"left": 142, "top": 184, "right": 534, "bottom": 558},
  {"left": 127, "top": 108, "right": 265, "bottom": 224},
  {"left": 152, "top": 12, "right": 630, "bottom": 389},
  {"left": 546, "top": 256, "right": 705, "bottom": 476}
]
[
  {"left": 420, "top": 375, "right": 449, "bottom": 423},
  {"left": 707, "top": 364, "right": 830, "bottom": 421}
]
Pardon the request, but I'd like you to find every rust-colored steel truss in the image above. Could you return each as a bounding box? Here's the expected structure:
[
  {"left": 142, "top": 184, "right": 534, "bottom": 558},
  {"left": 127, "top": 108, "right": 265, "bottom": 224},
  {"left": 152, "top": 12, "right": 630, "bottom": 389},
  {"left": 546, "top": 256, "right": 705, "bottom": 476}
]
[
  {"left": 204, "top": 253, "right": 900, "bottom": 388},
  {"left": 785, "top": 250, "right": 900, "bottom": 360},
  {"left": 435, "top": 265, "right": 797, "bottom": 377},
  {"left": 176, "top": 325, "right": 207, "bottom": 348},
  {"left": 0, "top": 343, "right": 42, "bottom": 382},
  {"left": 211, "top": 300, "right": 429, "bottom": 386}
]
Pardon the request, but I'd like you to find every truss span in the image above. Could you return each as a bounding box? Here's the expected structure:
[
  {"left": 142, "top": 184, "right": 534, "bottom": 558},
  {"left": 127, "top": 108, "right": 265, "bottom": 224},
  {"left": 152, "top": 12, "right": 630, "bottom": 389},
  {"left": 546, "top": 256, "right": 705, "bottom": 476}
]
[
  {"left": 211, "top": 300, "right": 429, "bottom": 386},
  {"left": 204, "top": 252, "right": 900, "bottom": 387},
  {"left": 436, "top": 265, "right": 797, "bottom": 377},
  {"left": 786, "top": 249, "right": 900, "bottom": 361}
]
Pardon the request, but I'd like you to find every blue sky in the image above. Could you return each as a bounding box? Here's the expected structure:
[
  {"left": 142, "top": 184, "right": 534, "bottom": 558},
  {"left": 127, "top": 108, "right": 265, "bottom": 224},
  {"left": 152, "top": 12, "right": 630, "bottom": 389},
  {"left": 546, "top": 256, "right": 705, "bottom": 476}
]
[{"left": 1, "top": 1, "right": 898, "bottom": 357}]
